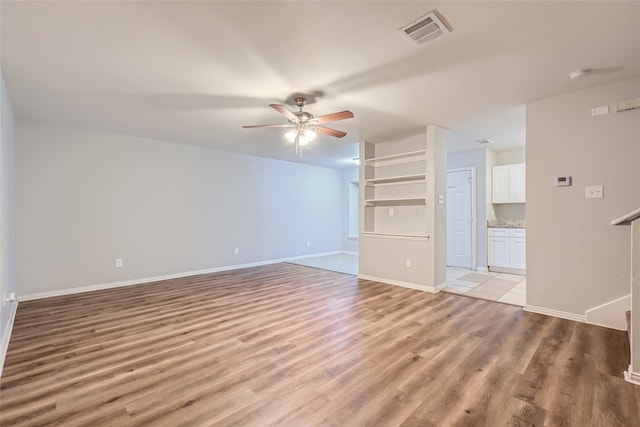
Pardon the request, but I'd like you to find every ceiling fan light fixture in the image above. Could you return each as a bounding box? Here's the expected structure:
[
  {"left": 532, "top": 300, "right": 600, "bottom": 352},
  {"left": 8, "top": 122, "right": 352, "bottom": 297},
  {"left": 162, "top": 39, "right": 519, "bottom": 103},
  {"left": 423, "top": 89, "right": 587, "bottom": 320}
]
[
  {"left": 284, "top": 129, "right": 297, "bottom": 143},
  {"left": 284, "top": 128, "right": 316, "bottom": 146},
  {"left": 298, "top": 129, "right": 316, "bottom": 146}
]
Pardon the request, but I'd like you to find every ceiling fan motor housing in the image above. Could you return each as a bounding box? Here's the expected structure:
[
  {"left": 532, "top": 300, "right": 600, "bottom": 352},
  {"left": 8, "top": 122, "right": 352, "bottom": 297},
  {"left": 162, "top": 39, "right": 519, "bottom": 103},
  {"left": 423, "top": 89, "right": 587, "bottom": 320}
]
[{"left": 293, "top": 111, "right": 313, "bottom": 123}]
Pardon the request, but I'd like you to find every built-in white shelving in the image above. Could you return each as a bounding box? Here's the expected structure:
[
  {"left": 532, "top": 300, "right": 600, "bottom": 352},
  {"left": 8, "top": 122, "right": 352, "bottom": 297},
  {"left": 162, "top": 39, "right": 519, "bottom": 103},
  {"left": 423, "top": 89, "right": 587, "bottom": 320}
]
[
  {"left": 361, "top": 231, "right": 430, "bottom": 240},
  {"left": 358, "top": 126, "right": 447, "bottom": 293},
  {"left": 365, "top": 173, "right": 427, "bottom": 185},
  {"left": 361, "top": 139, "right": 428, "bottom": 237},
  {"left": 364, "top": 197, "right": 427, "bottom": 207},
  {"left": 364, "top": 150, "right": 427, "bottom": 166}
]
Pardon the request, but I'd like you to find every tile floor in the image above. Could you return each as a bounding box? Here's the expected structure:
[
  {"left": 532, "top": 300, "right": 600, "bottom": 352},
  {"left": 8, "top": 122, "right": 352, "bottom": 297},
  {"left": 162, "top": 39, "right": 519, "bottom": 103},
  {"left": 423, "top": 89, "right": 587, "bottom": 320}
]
[
  {"left": 445, "top": 267, "right": 526, "bottom": 306},
  {"left": 287, "top": 254, "right": 526, "bottom": 306}
]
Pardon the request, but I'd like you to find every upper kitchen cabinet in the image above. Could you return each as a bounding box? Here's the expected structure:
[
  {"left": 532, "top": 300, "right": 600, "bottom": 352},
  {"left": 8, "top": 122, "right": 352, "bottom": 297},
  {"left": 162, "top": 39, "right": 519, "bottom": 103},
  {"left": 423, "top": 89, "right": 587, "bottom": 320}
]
[{"left": 492, "top": 163, "right": 526, "bottom": 204}]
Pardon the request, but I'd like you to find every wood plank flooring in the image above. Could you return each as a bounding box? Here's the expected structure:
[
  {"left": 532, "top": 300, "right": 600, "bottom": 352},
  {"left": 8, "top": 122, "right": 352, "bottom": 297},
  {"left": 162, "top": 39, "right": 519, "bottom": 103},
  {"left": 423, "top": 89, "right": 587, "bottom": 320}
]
[{"left": 1, "top": 263, "right": 639, "bottom": 426}]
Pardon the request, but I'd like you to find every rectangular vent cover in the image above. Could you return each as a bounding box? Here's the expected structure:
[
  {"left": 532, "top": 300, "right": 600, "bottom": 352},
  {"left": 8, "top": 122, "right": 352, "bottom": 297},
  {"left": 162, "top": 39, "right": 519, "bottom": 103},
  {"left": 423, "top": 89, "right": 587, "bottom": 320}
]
[{"left": 400, "top": 10, "right": 451, "bottom": 46}]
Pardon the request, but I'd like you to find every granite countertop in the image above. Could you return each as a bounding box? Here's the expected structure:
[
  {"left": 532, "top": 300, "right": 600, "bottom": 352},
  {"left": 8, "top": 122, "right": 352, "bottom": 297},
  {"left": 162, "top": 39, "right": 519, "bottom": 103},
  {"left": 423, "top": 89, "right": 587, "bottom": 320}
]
[{"left": 487, "top": 219, "right": 526, "bottom": 229}]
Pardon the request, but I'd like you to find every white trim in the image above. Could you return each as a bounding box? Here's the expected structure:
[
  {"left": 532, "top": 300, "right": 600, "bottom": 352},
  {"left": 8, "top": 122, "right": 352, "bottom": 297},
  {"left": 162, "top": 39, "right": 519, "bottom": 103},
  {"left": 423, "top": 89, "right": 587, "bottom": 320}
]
[
  {"left": 585, "top": 294, "right": 630, "bottom": 331},
  {"left": 358, "top": 274, "right": 444, "bottom": 294},
  {"left": 0, "top": 300, "right": 19, "bottom": 378},
  {"left": 624, "top": 365, "right": 640, "bottom": 385},
  {"left": 19, "top": 251, "right": 342, "bottom": 301},
  {"left": 340, "top": 251, "right": 359, "bottom": 256},
  {"left": 347, "top": 235, "right": 359, "bottom": 240},
  {"left": 524, "top": 305, "right": 586, "bottom": 323},
  {"left": 488, "top": 266, "right": 526, "bottom": 275},
  {"left": 475, "top": 267, "right": 489, "bottom": 273},
  {"left": 447, "top": 167, "right": 477, "bottom": 270},
  {"left": 283, "top": 251, "right": 341, "bottom": 262}
]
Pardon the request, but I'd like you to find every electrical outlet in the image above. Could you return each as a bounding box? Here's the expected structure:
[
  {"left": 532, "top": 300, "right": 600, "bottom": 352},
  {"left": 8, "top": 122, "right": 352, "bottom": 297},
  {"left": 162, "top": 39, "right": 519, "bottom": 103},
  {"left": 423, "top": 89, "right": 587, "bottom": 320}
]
[
  {"left": 412, "top": 207, "right": 419, "bottom": 216},
  {"left": 405, "top": 259, "right": 411, "bottom": 268},
  {"left": 388, "top": 208, "right": 394, "bottom": 217},
  {"left": 307, "top": 240, "right": 311, "bottom": 247},
  {"left": 234, "top": 248, "right": 239, "bottom": 255},
  {"left": 115, "top": 259, "right": 123, "bottom": 268},
  {"left": 585, "top": 185, "right": 604, "bottom": 199}
]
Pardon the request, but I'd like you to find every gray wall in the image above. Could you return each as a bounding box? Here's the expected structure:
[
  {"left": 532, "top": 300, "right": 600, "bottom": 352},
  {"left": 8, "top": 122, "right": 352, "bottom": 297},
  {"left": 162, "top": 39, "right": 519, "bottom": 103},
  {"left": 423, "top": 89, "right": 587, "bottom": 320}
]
[
  {"left": 16, "top": 120, "right": 342, "bottom": 296},
  {"left": 448, "top": 148, "right": 489, "bottom": 269},
  {"left": 341, "top": 166, "right": 359, "bottom": 253},
  {"left": 1, "top": 73, "right": 17, "bottom": 355},
  {"left": 527, "top": 77, "right": 640, "bottom": 314}
]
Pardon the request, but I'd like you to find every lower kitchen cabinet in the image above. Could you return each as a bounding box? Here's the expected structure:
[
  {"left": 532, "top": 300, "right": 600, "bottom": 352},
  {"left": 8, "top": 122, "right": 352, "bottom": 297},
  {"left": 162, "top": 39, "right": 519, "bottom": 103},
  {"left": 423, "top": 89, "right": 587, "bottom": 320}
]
[{"left": 488, "top": 228, "right": 526, "bottom": 272}]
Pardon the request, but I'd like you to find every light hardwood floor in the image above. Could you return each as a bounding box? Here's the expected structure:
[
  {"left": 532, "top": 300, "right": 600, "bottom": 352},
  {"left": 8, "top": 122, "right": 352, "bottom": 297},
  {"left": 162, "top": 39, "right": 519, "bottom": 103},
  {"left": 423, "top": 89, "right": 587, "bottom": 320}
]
[{"left": 1, "top": 263, "right": 639, "bottom": 426}]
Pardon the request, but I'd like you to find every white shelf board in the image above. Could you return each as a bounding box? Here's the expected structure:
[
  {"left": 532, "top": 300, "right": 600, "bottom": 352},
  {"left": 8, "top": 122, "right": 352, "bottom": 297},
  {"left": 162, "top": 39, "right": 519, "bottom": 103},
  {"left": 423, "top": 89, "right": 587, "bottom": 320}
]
[
  {"left": 611, "top": 207, "right": 640, "bottom": 225},
  {"left": 361, "top": 232, "right": 430, "bottom": 241},
  {"left": 364, "top": 150, "right": 427, "bottom": 166},
  {"left": 365, "top": 174, "right": 427, "bottom": 185},
  {"left": 364, "top": 197, "right": 427, "bottom": 206}
]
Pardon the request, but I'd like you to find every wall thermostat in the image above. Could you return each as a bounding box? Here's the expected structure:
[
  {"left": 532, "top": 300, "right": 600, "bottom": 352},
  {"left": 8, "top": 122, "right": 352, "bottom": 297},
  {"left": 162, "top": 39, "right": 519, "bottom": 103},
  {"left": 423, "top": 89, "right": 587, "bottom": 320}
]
[{"left": 555, "top": 176, "right": 572, "bottom": 187}]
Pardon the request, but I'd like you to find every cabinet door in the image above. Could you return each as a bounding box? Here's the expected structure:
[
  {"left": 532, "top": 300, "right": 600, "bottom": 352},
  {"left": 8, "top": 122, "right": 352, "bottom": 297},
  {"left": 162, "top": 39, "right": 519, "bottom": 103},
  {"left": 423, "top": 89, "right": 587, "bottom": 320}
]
[
  {"left": 510, "top": 164, "right": 526, "bottom": 203},
  {"left": 488, "top": 236, "right": 510, "bottom": 268},
  {"left": 510, "top": 238, "right": 526, "bottom": 269},
  {"left": 492, "top": 166, "right": 511, "bottom": 203}
]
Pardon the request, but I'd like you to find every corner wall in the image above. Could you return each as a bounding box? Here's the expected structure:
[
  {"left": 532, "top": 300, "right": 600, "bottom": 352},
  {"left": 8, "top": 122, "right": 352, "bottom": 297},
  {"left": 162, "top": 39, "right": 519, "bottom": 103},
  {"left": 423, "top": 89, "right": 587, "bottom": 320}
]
[
  {"left": 341, "top": 167, "right": 359, "bottom": 253},
  {"left": 526, "top": 77, "right": 640, "bottom": 317},
  {"left": 0, "top": 72, "right": 17, "bottom": 375},
  {"left": 16, "top": 120, "right": 342, "bottom": 296}
]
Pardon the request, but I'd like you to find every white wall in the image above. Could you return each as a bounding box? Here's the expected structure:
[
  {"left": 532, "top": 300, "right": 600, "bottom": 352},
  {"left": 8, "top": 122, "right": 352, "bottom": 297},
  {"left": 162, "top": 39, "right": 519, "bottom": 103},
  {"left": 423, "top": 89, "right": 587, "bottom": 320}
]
[
  {"left": 341, "top": 167, "right": 359, "bottom": 253},
  {"left": 497, "top": 149, "right": 526, "bottom": 166},
  {"left": 16, "top": 120, "right": 342, "bottom": 296},
  {"left": 527, "top": 77, "right": 640, "bottom": 316},
  {"left": 0, "top": 72, "right": 17, "bottom": 374},
  {"left": 448, "top": 148, "right": 489, "bottom": 269}
]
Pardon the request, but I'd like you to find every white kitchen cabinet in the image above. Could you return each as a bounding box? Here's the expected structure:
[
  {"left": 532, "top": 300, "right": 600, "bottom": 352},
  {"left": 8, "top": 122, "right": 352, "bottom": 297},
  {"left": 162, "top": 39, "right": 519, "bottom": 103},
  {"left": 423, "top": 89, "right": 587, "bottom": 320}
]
[
  {"left": 488, "top": 235, "right": 510, "bottom": 268},
  {"left": 488, "top": 228, "right": 526, "bottom": 272},
  {"left": 492, "top": 164, "right": 526, "bottom": 204}
]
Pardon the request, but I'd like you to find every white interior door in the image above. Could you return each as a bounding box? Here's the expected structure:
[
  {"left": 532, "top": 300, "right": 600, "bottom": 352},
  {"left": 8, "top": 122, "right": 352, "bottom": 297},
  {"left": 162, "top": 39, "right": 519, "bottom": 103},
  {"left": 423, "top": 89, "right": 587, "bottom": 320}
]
[{"left": 447, "top": 170, "right": 473, "bottom": 268}]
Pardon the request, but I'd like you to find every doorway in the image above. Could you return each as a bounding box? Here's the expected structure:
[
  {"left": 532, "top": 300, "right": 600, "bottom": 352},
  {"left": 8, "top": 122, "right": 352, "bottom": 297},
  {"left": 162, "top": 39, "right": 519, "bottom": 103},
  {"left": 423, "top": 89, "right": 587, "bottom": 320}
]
[{"left": 447, "top": 168, "right": 476, "bottom": 269}]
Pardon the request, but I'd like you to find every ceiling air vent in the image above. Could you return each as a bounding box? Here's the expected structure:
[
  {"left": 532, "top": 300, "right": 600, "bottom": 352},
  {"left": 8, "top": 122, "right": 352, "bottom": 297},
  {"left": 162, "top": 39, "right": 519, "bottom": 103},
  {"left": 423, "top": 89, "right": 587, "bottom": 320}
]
[
  {"left": 476, "top": 139, "right": 494, "bottom": 145},
  {"left": 399, "top": 10, "right": 452, "bottom": 46}
]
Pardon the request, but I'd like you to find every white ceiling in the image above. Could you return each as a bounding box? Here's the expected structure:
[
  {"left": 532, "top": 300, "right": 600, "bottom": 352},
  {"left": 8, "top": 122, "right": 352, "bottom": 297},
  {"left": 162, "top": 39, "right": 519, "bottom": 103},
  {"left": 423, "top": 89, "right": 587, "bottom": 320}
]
[{"left": 2, "top": 1, "right": 639, "bottom": 169}]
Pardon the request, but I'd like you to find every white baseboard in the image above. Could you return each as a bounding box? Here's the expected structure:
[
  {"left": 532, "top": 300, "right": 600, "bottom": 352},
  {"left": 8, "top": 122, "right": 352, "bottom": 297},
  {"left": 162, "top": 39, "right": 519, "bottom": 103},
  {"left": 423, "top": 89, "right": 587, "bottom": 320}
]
[
  {"left": 489, "top": 266, "right": 526, "bottom": 275},
  {"left": 475, "top": 267, "right": 489, "bottom": 273},
  {"left": 624, "top": 365, "right": 640, "bottom": 385},
  {"left": 282, "top": 251, "right": 342, "bottom": 262},
  {"left": 524, "top": 305, "right": 586, "bottom": 323},
  {"left": 585, "top": 294, "right": 630, "bottom": 331},
  {"left": 340, "top": 251, "right": 359, "bottom": 256},
  {"left": 0, "top": 300, "right": 19, "bottom": 379},
  {"left": 358, "top": 274, "right": 443, "bottom": 294},
  {"left": 20, "top": 251, "right": 341, "bottom": 301}
]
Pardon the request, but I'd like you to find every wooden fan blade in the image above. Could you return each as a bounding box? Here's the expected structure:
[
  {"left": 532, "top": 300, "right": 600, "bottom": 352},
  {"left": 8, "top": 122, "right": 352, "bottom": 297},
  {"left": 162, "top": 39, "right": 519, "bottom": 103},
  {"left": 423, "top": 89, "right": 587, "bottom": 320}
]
[
  {"left": 310, "top": 110, "right": 354, "bottom": 125},
  {"left": 270, "top": 104, "right": 299, "bottom": 123},
  {"left": 314, "top": 126, "right": 347, "bottom": 138},
  {"left": 242, "top": 124, "right": 294, "bottom": 128}
]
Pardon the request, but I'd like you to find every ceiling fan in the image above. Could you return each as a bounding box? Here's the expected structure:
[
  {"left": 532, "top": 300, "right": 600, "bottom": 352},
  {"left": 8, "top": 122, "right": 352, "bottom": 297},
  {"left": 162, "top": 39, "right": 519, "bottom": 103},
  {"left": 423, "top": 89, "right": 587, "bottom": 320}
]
[{"left": 242, "top": 97, "right": 354, "bottom": 155}]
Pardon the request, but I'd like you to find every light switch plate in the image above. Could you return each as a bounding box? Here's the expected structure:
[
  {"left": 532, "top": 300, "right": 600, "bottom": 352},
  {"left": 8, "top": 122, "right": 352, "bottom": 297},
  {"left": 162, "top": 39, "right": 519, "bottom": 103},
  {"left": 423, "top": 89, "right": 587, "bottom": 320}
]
[
  {"left": 585, "top": 185, "right": 604, "bottom": 199},
  {"left": 591, "top": 105, "right": 609, "bottom": 116}
]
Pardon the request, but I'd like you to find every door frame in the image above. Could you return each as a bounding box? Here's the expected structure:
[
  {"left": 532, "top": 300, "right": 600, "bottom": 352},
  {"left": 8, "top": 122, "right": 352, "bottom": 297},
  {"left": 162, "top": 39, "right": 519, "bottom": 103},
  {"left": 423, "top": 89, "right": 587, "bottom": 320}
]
[{"left": 447, "top": 167, "right": 477, "bottom": 270}]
